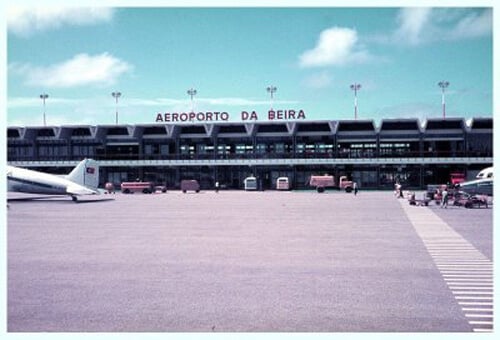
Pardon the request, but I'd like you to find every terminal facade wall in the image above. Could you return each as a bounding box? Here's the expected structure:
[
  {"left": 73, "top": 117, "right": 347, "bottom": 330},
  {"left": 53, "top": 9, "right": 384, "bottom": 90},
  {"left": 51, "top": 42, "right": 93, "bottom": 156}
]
[{"left": 7, "top": 118, "right": 493, "bottom": 190}]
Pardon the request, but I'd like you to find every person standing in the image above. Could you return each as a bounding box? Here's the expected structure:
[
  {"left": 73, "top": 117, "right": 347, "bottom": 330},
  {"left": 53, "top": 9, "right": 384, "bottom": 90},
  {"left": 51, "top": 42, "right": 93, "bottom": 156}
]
[
  {"left": 441, "top": 187, "right": 449, "bottom": 208},
  {"left": 353, "top": 182, "right": 358, "bottom": 195},
  {"left": 215, "top": 181, "right": 219, "bottom": 193}
]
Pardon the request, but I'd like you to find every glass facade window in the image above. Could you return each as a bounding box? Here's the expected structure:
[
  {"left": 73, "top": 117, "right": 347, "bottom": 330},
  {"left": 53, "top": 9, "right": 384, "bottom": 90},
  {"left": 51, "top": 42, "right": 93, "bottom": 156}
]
[
  {"left": 107, "top": 171, "right": 128, "bottom": 185},
  {"left": 38, "top": 144, "right": 68, "bottom": 158},
  {"left": 72, "top": 145, "right": 95, "bottom": 157},
  {"left": 352, "top": 170, "right": 378, "bottom": 187},
  {"left": 180, "top": 145, "right": 194, "bottom": 155},
  {"left": 235, "top": 144, "right": 253, "bottom": 154},
  {"left": 315, "top": 143, "right": 333, "bottom": 154},
  {"left": 8, "top": 145, "right": 33, "bottom": 160},
  {"left": 295, "top": 143, "right": 305, "bottom": 154},
  {"left": 379, "top": 166, "right": 420, "bottom": 188},
  {"left": 338, "top": 143, "right": 377, "bottom": 158},
  {"left": 305, "top": 144, "right": 315, "bottom": 153},
  {"left": 380, "top": 143, "right": 410, "bottom": 157},
  {"left": 143, "top": 143, "right": 172, "bottom": 157},
  {"left": 144, "top": 144, "right": 160, "bottom": 155},
  {"left": 468, "top": 134, "right": 492, "bottom": 157},
  {"left": 256, "top": 144, "right": 267, "bottom": 153},
  {"left": 160, "top": 145, "right": 170, "bottom": 155},
  {"left": 274, "top": 143, "right": 285, "bottom": 154},
  {"left": 217, "top": 144, "right": 230, "bottom": 155},
  {"left": 198, "top": 145, "right": 214, "bottom": 154}
]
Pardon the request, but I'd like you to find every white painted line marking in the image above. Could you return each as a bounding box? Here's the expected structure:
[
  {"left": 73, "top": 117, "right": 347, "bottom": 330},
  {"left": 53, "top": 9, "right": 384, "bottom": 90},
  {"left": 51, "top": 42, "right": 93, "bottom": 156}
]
[
  {"left": 440, "top": 270, "right": 492, "bottom": 273},
  {"left": 443, "top": 273, "right": 493, "bottom": 281},
  {"left": 462, "top": 308, "right": 493, "bottom": 312},
  {"left": 448, "top": 284, "right": 493, "bottom": 287},
  {"left": 454, "top": 296, "right": 493, "bottom": 300},
  {"left": 465, "top": 314, "right": 493, "bottom": 318},
  {"left": 436, "top": 264, "right": 492, "bottom": 267},
  {"left": 434, "top": 260, "right": 491, "bottom": 263},
  {"left": 459, "top": 302, "right": 493, "bottom": 306},
  {"left": 469, "top": 321, "right": 493, "bottom": 325},
  {"left": 448, "top": 287, "right": 493, "bottom": 290}
]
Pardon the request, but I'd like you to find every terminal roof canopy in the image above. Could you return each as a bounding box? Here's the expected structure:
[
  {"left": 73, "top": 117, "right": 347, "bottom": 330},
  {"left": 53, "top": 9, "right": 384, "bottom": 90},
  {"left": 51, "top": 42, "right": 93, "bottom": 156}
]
[
  {"left": 470, "top": 118, "right": 493, "bottom": 130},
  {"left": 425, "top": 118, "right": 464, "bottom": 131},
  {"left": 337, "top": 120, "right": 376, "bottom": 132},
  {"left": 380, "top": 119, "right": 420, "bottom": 131},
  {"left": 6, "top": 117, "right": 493, "bottom": 140}
]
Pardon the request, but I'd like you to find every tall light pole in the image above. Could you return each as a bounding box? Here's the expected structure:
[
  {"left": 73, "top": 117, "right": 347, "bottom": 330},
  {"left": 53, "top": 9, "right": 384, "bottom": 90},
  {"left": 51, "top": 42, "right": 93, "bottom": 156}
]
[
  {"left": 111, "top": 91, "right": 122, "bottom": 124},
  {"left": 266, "top": 85, "right": 277, "bottom": 109},
  {"left": 187, "top": 88, "right": 197, "bottom": 112},
  {"left": 438, "top": 81, "right": 450, "bottom": 119},
  {"left": 39, "top": 93, "right": 49, "bottom": 126},
  {"left": 350, "top": 83, "right": 361, "bottom": 120}
]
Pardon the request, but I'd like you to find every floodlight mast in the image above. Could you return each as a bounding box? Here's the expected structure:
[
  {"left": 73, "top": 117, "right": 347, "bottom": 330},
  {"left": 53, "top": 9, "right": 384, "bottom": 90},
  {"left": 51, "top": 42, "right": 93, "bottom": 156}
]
[
  {"left": 111, "top": 91, "right": 122, "bottom": 124},
  {"left": 438, "top": 81, "right": 450, "bottom": 119},
  {"left": 350, "top": 84, "right": 361, "bottom": 120},
  {"left": 266, "top": 85, "right": 277, "bottom": 110},
  {"left": 39, "top": 93, "right": 49, "bottom": 126},
  {"left": 187, "top": 88, "right": 197, "bottom": 111}
]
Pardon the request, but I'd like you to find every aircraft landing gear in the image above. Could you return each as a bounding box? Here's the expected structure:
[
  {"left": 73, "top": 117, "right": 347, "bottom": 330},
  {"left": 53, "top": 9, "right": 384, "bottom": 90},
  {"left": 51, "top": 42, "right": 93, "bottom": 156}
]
[{"left": 71, "top": 196, "right": 78, "bottom": 202}]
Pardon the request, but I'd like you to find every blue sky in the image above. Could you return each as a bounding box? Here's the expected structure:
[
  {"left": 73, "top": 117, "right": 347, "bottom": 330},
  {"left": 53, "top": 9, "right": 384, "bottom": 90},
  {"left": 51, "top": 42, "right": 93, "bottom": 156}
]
[{"left": 6, "top": 4, "right": 493, "bottom": 126}]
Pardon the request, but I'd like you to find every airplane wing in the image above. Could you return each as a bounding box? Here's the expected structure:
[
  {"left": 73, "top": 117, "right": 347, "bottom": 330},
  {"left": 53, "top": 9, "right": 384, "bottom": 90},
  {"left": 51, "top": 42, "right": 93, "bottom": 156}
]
[{"left": 66, "top": 184, "right": 100, "bottom": 196}]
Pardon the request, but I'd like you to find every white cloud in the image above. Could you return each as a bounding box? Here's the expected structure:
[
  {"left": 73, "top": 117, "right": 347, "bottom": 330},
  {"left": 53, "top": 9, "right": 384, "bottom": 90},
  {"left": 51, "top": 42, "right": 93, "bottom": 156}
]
[
  {"left": 7, "top": 7, "right": 114, "bottom": 36},
  {"left": 447, "top": 9, "right": 492, "bottom": 40},
  {"left": 299, "top": 27, "right": 371, "bottom": 68},
  {"left": 394, "top": 8, "right": 432, "bottom": 46},
  {"left": 391, "top": 8, "right": 492, "bottom": 46},
  {"left": 303, "top": 72, "right": 332, "bottom": 89},
  {"left": 9, "top": 53, "right": 133, "bottom": 88}
]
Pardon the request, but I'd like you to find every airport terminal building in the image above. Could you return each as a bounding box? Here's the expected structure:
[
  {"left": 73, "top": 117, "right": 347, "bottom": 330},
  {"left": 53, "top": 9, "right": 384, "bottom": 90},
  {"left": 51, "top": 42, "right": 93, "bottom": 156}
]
[{"left": 7, "top": 117, "right": 493, "bottom": 190}]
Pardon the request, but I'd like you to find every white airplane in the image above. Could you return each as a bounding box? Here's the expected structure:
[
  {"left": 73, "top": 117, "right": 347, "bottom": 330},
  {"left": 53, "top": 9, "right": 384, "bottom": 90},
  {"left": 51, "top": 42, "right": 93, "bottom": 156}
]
[
  {"left": 456, "top": 166, "right": 494, "bottom": 197},
  {"left": 476, "top": 166, "right": 493, "bottom": 179},
  {"left": 7, "top": 158, "right": 100, "bottom": 202}
]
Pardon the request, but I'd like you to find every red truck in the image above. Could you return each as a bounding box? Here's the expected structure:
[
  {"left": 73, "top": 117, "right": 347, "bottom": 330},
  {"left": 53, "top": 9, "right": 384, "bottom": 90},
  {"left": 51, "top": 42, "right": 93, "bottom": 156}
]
[
  {"left": 121, "top": 181, "right": 154, "bottom": 194},
  {"left": 309, "top": 175, "right": 355, "bottom": 193}
]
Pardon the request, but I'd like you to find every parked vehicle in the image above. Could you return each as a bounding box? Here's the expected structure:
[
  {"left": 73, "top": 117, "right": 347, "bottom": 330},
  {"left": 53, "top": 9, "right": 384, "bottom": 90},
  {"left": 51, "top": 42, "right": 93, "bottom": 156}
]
[
  {"left": 339, "top": 176, "right": 355, "bottom": 193},
  {"left": 154, "top": 185, "right": 167, "bottom": 193},
  {"left": 121, "top": 181, "right": 154, "bottom": 194},
  {"left": 276, "top": 177, "right": 290, "bottom": 190},
  {"left": 104, "top": 182, "right": 115, "bottom": 194},
  {"left": 408, "top": 192, "right": 430, "bottom": 206},
  {"left": 453, "top": 191, "right": 489, "bottom": 208},
  {"left": 244, "top": 176, "right": 258, "bottom": 191},
  {"left": 180, "top": 180, "right": 200, "bottom": 193},
  {"left": 309, "top": 175, "right": 335, "bottom": 193},
  {"left": 309, "top": 175, "right": 356, "bottom": 193}
]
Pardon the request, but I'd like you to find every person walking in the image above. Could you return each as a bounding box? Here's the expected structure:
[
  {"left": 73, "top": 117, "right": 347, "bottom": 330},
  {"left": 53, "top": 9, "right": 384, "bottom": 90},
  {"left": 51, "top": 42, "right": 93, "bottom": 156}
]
[
  {"left": 441, "top": 187, "right": 449, "bottom": 208},
  {"left": 353, "top": 182, "right": 358, "bottom": 195}
]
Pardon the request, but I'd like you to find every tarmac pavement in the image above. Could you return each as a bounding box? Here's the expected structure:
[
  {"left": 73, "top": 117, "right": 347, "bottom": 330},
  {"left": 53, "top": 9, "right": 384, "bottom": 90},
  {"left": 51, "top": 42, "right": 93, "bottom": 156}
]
[{"left": 7, "top": 190, "right": 493, "bottom": 332}]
